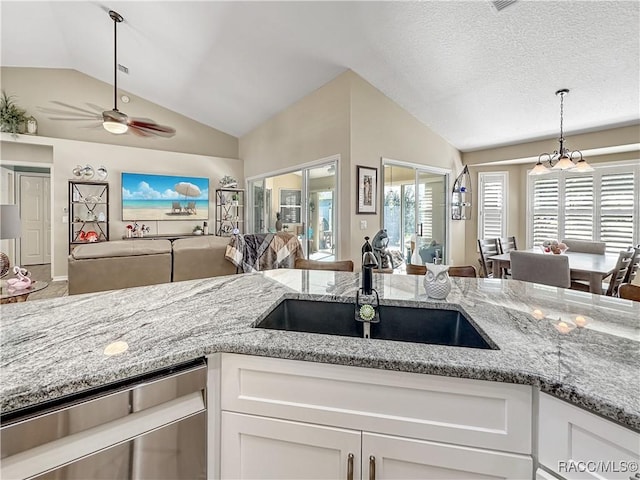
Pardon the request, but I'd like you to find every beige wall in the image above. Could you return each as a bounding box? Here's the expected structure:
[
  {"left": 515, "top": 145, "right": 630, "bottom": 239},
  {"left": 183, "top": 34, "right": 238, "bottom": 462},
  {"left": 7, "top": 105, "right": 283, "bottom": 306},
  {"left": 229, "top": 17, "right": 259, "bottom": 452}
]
[
  {"left": 240, "top": 71, "right": 351, "bottom": 258},
  {"left": 348, "top": 72, "right": 465, "bottom": 266},
  {"left": 240, "top": 70, "right": 466, "bottom": 267},
  {"left": 1, "top": 67, "right": 238, "bottom": 159},
  {"left": 1, "top": 133, "right": 243, "bottom": 279}
]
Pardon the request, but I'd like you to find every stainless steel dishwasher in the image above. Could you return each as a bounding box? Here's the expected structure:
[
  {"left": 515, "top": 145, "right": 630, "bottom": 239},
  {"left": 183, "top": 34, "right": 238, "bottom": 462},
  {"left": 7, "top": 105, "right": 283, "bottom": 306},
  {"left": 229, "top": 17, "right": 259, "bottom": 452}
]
[{"left": 1, "top": 359, "right": 206, "bottom": 480}]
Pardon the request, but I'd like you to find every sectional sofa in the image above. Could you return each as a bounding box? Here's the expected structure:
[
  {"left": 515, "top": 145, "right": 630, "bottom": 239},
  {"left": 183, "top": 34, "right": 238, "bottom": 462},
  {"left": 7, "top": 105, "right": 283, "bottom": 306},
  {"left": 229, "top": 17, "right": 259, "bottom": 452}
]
[{"left": 68, "top": 236, "right": 236, "bottom": 295}]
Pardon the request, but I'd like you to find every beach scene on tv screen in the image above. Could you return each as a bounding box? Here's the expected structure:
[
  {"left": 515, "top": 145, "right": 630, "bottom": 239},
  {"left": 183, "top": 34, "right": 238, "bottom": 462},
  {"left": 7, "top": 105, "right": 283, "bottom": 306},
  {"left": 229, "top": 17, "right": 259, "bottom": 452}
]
[{"left": 122, "top": 172, "right": 209, "bottom": 221}]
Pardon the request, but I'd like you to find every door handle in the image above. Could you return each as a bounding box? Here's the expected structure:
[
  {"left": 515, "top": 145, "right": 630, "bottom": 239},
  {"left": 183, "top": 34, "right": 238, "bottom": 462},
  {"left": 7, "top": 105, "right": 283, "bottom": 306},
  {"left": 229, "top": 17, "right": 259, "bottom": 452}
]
[
  {"left": 419, "top": 223, "right": 423, "bottom": 236},
  {"left": 369, "top": 455, "right": 376, "bottom": 480},
  {"left": 346, "top": 453, "right": 354, "bottom": 480}
]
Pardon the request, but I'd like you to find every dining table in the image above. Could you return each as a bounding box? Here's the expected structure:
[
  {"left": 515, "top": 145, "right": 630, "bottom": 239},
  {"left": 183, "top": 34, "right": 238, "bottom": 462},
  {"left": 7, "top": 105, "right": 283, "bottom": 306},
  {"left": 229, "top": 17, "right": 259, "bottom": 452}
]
[{"left": 487, "top": 249, "right": 619, "bottom": 294}]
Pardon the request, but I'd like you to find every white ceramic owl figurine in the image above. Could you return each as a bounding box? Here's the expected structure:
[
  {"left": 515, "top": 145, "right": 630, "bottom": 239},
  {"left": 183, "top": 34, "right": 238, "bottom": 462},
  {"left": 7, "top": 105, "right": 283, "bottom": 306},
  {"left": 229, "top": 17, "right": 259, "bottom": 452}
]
[{"left": 423, "top": 264, "right": 451, "bottom": 299}]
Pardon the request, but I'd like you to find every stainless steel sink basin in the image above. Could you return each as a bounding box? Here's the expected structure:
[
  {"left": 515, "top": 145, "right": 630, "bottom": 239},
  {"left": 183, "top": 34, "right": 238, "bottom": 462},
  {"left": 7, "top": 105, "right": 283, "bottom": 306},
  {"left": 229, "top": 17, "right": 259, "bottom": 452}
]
[{"left": 255, "top": 299, "right": 496, "bottom": 349}]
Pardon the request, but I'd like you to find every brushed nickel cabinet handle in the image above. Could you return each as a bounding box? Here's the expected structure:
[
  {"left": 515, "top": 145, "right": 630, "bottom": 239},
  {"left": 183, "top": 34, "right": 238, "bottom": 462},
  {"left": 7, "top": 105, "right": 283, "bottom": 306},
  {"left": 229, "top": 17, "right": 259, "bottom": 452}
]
[
  {"left": 369, "top": 455, "right": 376, "bottom": 480},
  {"left": 347, "top": 453, "right": 354, "bottom": 480}
]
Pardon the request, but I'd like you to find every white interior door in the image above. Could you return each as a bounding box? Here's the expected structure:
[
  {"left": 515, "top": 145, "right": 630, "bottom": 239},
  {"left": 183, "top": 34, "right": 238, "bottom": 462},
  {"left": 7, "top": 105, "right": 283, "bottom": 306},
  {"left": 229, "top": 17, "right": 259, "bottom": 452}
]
[{"left": 20, "top": 175, "right": 50, "bottom": 265}]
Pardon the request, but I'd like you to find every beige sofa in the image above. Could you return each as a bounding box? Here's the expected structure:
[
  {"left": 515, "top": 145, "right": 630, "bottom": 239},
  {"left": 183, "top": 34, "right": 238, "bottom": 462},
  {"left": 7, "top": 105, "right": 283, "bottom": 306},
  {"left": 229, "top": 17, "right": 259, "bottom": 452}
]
[{"left": 68, "top": 236, "right": 235, "bottom": 295}]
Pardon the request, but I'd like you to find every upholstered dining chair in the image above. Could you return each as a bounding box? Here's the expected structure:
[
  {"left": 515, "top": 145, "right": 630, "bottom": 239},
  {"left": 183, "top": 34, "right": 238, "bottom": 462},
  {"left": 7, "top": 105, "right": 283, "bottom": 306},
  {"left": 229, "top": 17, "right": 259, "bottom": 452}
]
[
  {"left": 561, "top": 239, "right": 606, "bottom": 255},
  {"left": 604, "top": 249, "right": 635, "bottom": 296},
  {"left": 294, "top": 258, "right": 354, "bottom": 272},
  {"left": 618, "top": 283, "right": 640, "bottom": 302},
  {"left": 405, "top": 264, "right": 477, "bottom": 278},
  {"left": 510, "top": 251, "right": 571, "bottom": 288},
  {"left": 477, "top": 238, "right": 500, "bottom": 278}
]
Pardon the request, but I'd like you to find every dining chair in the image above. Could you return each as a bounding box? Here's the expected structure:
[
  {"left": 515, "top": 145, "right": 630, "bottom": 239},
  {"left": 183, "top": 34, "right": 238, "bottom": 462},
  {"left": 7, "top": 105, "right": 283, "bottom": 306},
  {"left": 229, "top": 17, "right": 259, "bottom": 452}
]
[
  {"left": 622, "top": 245, "right": 640, "bottom": 284},
  {"left": 510, "top": 251, "right": 571, "bottom": 288},
  {"left": 498, "top": 236, "right": 518, "bottom": 254},
  {"left": 294, "top": 258, "right": 354, "bottom": 272},
  {"left": 618, "top": 283, "right": 640, "bottom": 302},
  {"left": 477, "top": 238, "right": 500, "bottom": 278},
  {"left": 561, "top": 239, "right": 606, "bottom": 255},
  {"left": 497, "top": 236, "right": 517, "bottom": 276},
  {"left": 604, "top": 249, "right": 635, "bottom": 296},
  {"left": 405, "top": 264, "right": 477, "bottom": 278}
]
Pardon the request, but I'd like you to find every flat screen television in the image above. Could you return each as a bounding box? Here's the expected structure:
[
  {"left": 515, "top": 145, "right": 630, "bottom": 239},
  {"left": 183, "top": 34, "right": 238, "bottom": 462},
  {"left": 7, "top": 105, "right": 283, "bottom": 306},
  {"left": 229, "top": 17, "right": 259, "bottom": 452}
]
[{"left": 122, "top": 172, "right": 209, "bottom": 221}]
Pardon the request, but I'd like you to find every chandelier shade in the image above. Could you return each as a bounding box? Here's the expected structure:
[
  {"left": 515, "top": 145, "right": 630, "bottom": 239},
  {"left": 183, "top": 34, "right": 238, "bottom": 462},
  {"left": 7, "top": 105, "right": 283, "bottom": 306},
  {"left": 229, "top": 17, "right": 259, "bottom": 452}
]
[{"left": 528, "top": 89, "right": 593, "bottom": 175}]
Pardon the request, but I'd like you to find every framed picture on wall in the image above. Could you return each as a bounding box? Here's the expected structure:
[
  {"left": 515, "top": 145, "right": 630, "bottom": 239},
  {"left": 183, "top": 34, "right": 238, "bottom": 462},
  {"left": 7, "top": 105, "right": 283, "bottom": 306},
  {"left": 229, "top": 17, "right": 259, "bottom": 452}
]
[
  {"left": 279, "top": 189, "right": 301, "bottom": 224},
  {"left": 356, "top": 165, "right": 377, "bottom": 214}
]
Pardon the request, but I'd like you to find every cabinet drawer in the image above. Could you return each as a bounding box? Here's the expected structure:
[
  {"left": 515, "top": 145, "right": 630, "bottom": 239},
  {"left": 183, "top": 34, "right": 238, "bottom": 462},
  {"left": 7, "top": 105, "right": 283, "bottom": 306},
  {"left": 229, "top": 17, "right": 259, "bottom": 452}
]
[
  {"left": 220, "top": 354, "right": 532, "bottom": 454},
  {"left": 539, "top": 393, "right": 640, "bottom": 480}
]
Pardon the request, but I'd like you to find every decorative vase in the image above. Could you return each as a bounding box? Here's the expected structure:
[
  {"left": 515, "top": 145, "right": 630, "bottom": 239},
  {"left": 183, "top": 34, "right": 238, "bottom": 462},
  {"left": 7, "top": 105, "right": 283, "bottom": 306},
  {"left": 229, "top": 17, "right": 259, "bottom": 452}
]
[
  {"left": 26, "top": 117, "right": 37, "bottom": 135},
  {"left": 423, "top": 264, "right": 451, "bottom": 299}
]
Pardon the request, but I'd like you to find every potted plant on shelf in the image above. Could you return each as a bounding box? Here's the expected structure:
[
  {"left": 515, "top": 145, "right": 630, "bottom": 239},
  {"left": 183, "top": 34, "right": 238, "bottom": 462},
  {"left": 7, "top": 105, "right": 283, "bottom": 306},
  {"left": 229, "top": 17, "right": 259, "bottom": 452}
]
[
  {"left": 0, "top": 91, "right": 27, "bottom": 136},
  {"left": 193, "top": 225, "right": 203, "bottom": 235},
  {"left": 231, "top": 193, "right": 239, "bottom": 206}
]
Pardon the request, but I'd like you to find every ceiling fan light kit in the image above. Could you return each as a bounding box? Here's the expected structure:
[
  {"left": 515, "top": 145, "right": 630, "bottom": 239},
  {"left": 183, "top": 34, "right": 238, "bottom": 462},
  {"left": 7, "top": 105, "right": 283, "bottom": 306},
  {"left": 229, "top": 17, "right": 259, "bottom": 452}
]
[{"left": 529, "top": 89, "right": 593, "bottom": 176}]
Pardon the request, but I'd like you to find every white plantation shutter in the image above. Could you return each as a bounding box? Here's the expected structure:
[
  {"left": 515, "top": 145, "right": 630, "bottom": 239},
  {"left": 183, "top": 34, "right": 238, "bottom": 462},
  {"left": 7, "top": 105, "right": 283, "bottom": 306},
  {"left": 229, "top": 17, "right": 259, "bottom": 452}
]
[
  {"left": 564, "top": 175, "right": 593, "bottom": 240},
  {"left": 531, "top": 177, "right": 558, "bottom": 245},
  {"left": 600, "top": 171, "right": 635, "bottom": 252},
  {"left": 418, "top": 184, "right": 434, "bottom": 239},
  {"left": 478, "top": 173, "right": 507, "bottom": 240},
  {"left": 528, "top": 163, "right": 639, "bottom": 250}
]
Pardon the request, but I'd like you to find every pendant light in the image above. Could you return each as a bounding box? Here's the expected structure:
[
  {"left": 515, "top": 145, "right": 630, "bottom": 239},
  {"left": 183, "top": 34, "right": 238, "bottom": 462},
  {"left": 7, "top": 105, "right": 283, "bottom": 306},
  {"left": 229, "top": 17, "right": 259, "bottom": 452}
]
[{"left": 529, "top": 89, "right": 593, "bottom": 175}]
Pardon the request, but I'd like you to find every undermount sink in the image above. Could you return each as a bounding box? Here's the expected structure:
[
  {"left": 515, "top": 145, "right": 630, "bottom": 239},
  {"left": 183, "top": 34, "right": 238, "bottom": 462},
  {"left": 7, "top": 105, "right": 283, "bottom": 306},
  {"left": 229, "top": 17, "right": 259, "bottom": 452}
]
[{"left": 255, "top": 299, "right": 496, "bottom": 350}]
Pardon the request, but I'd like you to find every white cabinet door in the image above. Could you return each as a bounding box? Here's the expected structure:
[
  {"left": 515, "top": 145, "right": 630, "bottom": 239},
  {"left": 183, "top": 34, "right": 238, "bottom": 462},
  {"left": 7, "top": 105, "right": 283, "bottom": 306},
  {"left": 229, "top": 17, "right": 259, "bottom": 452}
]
[
  {"left": 221, "top": 412, "right": 361, "bottom": 480},
  {"left": 362, "top": 432, "right": 532, "bottom": 480}
]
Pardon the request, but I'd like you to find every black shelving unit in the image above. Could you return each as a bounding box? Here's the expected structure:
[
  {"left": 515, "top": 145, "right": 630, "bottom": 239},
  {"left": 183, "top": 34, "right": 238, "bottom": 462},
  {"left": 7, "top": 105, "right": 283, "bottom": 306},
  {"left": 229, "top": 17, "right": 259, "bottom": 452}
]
[
  {"left": 451, "top": 165, "right": 472, "bottom": 220},
  {"left": 68, "top": 181, "right": 109, "bottom": 252},
  {"left": 216, "top": 188, "right": 244, "bottom": 236}
]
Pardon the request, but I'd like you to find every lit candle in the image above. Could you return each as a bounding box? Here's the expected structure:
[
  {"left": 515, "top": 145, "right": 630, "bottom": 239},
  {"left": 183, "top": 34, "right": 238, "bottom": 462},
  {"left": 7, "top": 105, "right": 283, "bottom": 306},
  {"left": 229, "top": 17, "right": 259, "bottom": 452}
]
[
  {"left": 531, "top": 309, "right": 545, "bottom": 320},
  {"left": 554, "top": 320, "right": 576, "bottom": 334},
  {"left": 573, "top": 315, "right": 589, "bottom": 328}
]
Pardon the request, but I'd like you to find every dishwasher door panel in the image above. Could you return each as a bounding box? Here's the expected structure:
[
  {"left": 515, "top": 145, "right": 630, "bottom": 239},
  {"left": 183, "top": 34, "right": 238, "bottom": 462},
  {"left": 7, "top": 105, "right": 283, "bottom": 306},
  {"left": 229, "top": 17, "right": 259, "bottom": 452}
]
[{"left": 32, "top": 412, "right": 205, "bottom": 480}]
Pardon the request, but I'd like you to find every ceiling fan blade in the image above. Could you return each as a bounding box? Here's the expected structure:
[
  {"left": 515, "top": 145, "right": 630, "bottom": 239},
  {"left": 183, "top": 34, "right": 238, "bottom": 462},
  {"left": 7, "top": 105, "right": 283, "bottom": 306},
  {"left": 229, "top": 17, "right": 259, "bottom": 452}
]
[
  {"left": 85, "top": 103, "right": 107, "bottom": 113},
  {"left": 129, "top": 118, "right": 176, "bottom": 138},
  {"left": 37, "top": 107, "right": 101, "bottom": 120},
  {"left": 128, "top": 126, "right": 154, "bottom": 137},
  {"left": 50, "top": 101, "right": 103, "bottom": 116}
]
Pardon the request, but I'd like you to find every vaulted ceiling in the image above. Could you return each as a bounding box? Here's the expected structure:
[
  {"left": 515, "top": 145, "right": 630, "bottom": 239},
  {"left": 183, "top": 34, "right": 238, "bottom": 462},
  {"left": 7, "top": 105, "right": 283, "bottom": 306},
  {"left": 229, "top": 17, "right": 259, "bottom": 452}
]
[{"left": 2, "top": 1, "right": 638, "bottom": 151}]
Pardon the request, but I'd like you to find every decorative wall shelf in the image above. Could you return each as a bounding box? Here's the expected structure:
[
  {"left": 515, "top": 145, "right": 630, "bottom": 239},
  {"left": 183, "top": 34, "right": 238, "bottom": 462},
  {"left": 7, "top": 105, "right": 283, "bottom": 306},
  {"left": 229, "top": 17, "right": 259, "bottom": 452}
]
[{"left": 452, "top": 166, "right": 471, "bottom": 220}]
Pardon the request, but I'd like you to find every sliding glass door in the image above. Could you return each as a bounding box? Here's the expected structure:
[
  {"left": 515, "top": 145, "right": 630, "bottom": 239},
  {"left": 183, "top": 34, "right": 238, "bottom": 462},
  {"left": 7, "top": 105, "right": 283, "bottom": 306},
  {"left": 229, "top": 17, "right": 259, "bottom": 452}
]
[
  {"left": 383, "top": 161, "right": 449, "bottom": 264},
  {"left": 246, "top": 159, "right": 338, "bottom": 260}
]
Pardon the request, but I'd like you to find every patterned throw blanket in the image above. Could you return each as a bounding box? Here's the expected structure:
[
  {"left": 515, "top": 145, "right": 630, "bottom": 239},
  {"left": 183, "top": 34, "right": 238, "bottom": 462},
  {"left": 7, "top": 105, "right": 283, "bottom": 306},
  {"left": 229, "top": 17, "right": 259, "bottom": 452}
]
[{"left": 225, "top": 232, "right": 304, "bottom": 273}]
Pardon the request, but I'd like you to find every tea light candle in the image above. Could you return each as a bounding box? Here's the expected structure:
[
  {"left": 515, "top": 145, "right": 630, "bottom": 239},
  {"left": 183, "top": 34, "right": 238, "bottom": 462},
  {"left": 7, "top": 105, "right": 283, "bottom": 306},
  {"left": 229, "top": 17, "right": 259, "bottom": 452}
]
[
  {"left": 554, "top": 319, "right": 576, "bottom": 334},
  {"left": 573, "top": 315, "right": 590, "bottom": 328},
  {"left": 531, "top": 309, "right": 545, "bottom": 320}
]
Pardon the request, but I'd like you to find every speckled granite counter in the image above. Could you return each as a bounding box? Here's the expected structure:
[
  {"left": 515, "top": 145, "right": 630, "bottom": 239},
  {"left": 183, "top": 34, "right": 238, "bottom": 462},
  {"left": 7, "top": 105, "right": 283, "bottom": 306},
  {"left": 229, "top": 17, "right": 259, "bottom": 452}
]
[{"left": 1, "top": 270, "right": 639, "bottom": 430}]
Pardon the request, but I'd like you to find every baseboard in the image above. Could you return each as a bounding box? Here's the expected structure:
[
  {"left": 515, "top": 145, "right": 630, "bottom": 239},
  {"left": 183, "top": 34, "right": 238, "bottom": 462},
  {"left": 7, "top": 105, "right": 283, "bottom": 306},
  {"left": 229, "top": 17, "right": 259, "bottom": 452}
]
[{"left": 52, "top": 275, "right": 68, "bottom": 282}]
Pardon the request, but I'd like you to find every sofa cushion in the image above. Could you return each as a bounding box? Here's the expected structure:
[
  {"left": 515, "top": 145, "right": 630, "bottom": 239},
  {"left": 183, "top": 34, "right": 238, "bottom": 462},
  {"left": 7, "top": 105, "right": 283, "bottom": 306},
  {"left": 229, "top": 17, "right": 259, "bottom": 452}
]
[
  {"left": 172, "top": 235, "right": 237, "bottom": 282},
  {"left": 72, "top": 239, "right": 172, "bottom": 259}
]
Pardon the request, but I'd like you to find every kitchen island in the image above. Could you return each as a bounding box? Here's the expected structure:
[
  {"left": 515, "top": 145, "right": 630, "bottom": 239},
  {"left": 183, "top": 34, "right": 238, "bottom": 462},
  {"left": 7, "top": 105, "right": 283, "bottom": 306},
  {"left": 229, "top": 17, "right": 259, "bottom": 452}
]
[{"left": 1, "top": 269, "right": 638, "bottom": 431}]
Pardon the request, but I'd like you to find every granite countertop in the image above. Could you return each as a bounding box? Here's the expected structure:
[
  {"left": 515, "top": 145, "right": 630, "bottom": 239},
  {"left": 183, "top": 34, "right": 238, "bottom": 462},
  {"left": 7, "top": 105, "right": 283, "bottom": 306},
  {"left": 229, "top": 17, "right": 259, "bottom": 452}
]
[{"left": 1, "top": 270, "right": 639, "bottom": 431}]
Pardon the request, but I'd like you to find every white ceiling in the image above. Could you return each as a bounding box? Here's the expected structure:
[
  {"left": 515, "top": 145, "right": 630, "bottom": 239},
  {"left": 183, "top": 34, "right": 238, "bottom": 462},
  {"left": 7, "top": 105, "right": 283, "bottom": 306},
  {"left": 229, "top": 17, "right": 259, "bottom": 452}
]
[{"left": 2, "top": 1, "right": 639, "bottom": 151}]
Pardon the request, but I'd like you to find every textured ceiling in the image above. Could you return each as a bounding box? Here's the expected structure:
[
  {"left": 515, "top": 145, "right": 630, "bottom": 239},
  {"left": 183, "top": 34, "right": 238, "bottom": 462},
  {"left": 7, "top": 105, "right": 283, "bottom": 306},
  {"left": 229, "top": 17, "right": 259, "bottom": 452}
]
[{"left": 1, "top": 1, "right": 639, "bottom": 151}]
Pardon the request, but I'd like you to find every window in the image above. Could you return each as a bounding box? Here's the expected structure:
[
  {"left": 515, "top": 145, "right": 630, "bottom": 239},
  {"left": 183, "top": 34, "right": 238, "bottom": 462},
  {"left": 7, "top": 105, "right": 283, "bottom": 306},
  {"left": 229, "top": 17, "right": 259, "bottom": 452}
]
[
  {"left": 478, "top": 172, "right": 508, "bottom": 240},
  {"left": 528, "top": 163, "right": 639, "bottom": 252}
]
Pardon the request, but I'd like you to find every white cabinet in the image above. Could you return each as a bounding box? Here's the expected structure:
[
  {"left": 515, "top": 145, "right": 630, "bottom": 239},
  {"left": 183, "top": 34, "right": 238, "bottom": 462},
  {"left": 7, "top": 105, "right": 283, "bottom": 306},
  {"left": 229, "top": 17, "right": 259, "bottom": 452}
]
[
  {"left": 363, "top": 432, "right": 532, "bottom": 479},
  {"left": 220, "top": 412, "right": 532, "bottom": 480},
  {"left": 221, "top": 412, "right": 360, "bottom": 480},
  {"left": 215, "top": 354, "right": 533, "bottom": 480},
  {"left": 538, "top": 393, "right": 640, "bottom": 480}
]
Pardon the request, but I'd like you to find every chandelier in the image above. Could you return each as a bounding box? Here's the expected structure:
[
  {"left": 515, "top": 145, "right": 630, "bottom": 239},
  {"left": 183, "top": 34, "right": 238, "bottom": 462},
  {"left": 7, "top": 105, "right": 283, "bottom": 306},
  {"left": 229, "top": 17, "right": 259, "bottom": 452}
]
[{"left": 529, "top": 89, "right": 593, "bottom": 175}]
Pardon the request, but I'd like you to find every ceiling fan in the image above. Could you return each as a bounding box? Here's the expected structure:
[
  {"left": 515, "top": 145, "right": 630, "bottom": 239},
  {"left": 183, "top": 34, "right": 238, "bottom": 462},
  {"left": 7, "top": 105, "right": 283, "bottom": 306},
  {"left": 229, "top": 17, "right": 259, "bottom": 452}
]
[{"left": 38, "top": 9, "right": 175, "bottom": 138}]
